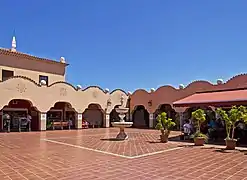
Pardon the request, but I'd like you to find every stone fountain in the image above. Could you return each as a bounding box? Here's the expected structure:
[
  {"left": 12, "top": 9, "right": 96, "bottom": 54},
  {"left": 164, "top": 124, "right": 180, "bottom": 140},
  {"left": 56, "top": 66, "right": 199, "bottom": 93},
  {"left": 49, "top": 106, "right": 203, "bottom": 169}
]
[
  {"left": 111, "top": 96, "right": 133, "bottom": 140},
  {"left": 111, "top": 107, "right": 133, "bottom": 140}
]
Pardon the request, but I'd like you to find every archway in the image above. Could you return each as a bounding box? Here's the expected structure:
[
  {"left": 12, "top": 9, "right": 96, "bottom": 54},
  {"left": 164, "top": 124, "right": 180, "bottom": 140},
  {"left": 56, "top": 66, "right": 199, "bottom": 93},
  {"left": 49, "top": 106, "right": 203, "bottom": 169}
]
[
  {"left": 183, "top": 106, "right": 215, "bottom": 134},
  {"left": 184, "top": 106, "right": 214, "bottom": 120},
  {"left": 154, "top": 104, "right": 177, "bottom": 128},
  {"left": 47, "top": 102, "right": 76, "bottom": 130},
  {"left": 132, "top": 105, "right": 149, "bottom": 128},
  {"left": 0, "top": 99, "right": 39, "bottom": 132},
  {"left": 82, "top": 104, "right": 104, "bottom": 128}
]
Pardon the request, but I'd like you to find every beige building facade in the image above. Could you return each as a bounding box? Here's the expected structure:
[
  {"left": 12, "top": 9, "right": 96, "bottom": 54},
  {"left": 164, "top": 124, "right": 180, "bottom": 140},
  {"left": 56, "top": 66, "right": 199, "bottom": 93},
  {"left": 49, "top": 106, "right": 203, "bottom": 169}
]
[
  {"left": 0, "top": 48, "right": 66, "bottom": 84},
  {"left": 4, "top": 37, "right": 247, "bottom": 132},
  {"left": 0, "top": 38, "right": 129, "bottom": 132}
]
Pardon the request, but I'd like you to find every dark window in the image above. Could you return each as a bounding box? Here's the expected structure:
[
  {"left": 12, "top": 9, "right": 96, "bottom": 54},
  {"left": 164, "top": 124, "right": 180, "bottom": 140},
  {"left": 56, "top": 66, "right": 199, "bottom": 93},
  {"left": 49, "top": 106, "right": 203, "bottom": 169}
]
[
  {"left": 39, "top": 75, "right": 48, "bottom": 85},
  {"left": 2, "top": 70, "right": 14, "bottom": 81}
]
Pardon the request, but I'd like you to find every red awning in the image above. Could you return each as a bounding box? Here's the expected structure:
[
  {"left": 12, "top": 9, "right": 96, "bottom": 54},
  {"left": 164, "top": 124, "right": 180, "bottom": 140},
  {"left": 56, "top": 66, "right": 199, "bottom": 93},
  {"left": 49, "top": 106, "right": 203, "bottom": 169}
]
[{"left": 173, "top": 89, "right": 247, "bottom": 107}]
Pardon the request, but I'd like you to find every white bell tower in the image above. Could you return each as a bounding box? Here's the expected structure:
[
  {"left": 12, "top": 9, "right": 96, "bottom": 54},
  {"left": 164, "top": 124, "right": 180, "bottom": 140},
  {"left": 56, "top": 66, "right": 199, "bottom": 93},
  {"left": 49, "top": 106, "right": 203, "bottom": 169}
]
[{"left": 11, "top": 36, "right": 17, "bottom": 52}]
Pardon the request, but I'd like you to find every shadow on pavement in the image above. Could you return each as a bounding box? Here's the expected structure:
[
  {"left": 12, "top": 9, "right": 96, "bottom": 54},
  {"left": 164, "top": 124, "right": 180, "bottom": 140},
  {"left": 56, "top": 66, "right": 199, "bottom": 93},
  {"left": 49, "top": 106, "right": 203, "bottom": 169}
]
[
  {"left": 100, "top": 138, "right": 123, "bottom": 141},
  {"left": 146, "top": 141, "right": 164, "bottom": 144},
  {"left": 168, "top": 135, "right": 247, "bottom": 148}
]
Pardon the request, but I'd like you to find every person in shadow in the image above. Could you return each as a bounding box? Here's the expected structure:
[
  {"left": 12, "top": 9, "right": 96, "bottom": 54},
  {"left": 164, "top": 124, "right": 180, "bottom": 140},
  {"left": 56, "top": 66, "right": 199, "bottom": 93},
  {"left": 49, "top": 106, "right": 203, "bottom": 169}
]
[
  {"left": 3, "top": 113, "right": 11, "bottom": 133},
  {"left": 208, "top": 119, "right": 218, "bottom": 141}
]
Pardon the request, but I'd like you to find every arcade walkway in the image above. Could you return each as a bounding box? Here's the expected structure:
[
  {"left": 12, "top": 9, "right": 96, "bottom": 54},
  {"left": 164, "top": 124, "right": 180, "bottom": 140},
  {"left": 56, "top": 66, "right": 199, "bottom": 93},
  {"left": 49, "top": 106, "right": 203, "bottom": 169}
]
[{"left": 0, "top": 128, "right": 246, "bottom": 180}]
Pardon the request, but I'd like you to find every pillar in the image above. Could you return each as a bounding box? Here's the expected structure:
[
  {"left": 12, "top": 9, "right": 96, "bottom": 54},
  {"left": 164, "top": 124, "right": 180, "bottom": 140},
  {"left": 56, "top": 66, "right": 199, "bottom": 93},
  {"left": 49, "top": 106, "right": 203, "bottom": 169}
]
[
  {"left": 40, "top": 113, "right": 47, "bottom": 131},
  {"left": 174, "top": 107, "right": 187, "bottom": 131},
  {"left": 104, "top": 113, "right": 110, "bottom": 128},
  {"left": 179, "top": 112, "right": 184, "bottom": 131},
  {"left": 75, "top": 113, "right": 82, "bottom": 129},
  {"left": 149, "top": 113, "right": 154, "bottom": 128}
]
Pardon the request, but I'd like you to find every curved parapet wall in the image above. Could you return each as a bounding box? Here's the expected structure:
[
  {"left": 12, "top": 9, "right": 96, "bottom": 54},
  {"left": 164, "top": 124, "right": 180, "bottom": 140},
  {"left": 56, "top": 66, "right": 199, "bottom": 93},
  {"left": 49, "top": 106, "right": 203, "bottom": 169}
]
[
  {"left": 130, "top": 74, "right": 247, "bottom": 113},
  {"left": 130, "top": 89, "right": 151, "bottom": 112},
  {"left": 0, "top": 76, "right": 129, "bottom": 113}
]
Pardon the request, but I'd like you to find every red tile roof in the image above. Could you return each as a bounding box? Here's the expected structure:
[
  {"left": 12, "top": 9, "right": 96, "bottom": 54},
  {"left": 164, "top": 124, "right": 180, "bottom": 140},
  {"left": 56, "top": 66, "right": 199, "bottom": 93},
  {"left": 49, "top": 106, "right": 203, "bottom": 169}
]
[
  {"left": 0, "top": 48, "right": 68, "bottom": 66},
  {"left": 173, "top": 88, "right": 247, "bottom": 107}
]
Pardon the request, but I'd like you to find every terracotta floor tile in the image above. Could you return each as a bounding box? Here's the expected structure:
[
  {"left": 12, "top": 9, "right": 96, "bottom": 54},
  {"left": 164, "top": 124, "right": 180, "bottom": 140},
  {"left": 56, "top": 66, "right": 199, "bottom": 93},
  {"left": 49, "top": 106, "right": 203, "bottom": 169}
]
[{"left": 0, "top": 128, "right": 246, "bottom": 180}]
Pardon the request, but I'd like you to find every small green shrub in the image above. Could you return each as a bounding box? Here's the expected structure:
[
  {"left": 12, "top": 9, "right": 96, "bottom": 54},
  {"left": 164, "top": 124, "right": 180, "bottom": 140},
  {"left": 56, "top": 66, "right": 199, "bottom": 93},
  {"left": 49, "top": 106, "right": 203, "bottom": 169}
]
[
  {"left": 155, "top": 112, "right": 176, "bottom": 135},
  {"left": 216, "top": 105, "right": 247, "bottom": 140},
  {"left": 191, "top": 109, "right": 207, "bottom": 140}
]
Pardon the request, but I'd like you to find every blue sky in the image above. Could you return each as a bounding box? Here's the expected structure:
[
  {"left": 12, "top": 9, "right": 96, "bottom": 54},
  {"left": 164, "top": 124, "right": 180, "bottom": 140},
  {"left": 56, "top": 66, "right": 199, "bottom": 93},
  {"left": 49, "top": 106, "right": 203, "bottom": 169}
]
[{"left": 1, "top": 0, "right": 247, "bottom": 92}]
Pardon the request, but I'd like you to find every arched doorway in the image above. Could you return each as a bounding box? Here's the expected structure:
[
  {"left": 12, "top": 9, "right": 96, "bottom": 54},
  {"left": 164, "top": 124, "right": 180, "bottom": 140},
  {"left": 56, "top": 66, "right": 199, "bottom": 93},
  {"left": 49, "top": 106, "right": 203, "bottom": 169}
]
[
  {"left": 154, "top": 104, "right": 177, "bottom": 128},
  {"left": 184, "top": 106, "right": 214, "bottom": 120},
  {"left": 132, "top": 105, "right": 149, "bottom": 128},
  {"left": 183, "top": 106, "right": 215, "bottom": 134},
  {"left": 82, "top": 104, "right": 104, "bottom": 128},
  {"left": 47, "top": 102, "right": 76, "bottom": 130},
  {"left": 0, "top": 99, "right": 39, "bottom": 132}
]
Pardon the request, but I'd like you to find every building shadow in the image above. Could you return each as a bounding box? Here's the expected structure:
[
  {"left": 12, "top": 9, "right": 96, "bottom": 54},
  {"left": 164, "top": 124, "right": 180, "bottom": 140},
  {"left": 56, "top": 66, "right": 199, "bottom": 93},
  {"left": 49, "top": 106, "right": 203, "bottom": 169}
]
[
  {"left": 100, "top": 138, "right": 123, "bottom": 142},
  {"left": 167, "top": 135, "right": 247, "bottom": 148},
  {"left": 201, "top": 146, "right": 247, "bottom": 155},
  {"left": 147, "top": 135, "right": 193, "bottom": 144},
  {"left": 147, "top": 141, "right": 165, "bottom": 144},
  {"left": 168, "top": 135, "right": 193, "bottom": 143}
]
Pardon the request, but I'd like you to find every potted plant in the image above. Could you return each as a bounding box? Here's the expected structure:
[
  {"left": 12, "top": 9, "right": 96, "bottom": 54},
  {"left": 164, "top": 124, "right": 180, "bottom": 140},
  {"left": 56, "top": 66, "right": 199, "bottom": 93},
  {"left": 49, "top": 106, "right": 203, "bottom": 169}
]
[
  {"left": 191, "top": 109, "right": 208, "bottom": 146},
  {"left": 46, "top": 120, "right": 52, "bottom": 130},
  {"left": 216, "top": 105, "right": 247, "bottom": 150},
  {"left": 155, "top": 112, "right": 176, "bottom": 143}
]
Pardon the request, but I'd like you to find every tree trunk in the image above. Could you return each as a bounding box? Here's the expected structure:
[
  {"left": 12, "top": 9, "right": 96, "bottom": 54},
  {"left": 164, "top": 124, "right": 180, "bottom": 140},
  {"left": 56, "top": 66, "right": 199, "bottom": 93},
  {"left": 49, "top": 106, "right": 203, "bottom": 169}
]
[
  {"left": 226, "top": 125, "right": 230, "bottom": 139},
  {"left": 232, "top": 126, "right": 235, "bottom": 139},
  {"left": 198, "top": 121, "right": 200, "bottom": 132},
  {"left": 161, "top": 129, "right": 165, "bottom": 135}
]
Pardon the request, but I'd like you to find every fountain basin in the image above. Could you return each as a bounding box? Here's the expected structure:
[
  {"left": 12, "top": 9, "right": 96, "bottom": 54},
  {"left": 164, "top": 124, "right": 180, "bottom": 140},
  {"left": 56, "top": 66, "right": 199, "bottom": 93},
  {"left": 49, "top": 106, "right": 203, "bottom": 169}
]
[
  {"left": 115, "top": 107, "right": 129, "bottom": 114},
  {"left": 111, "top": 122, "right": 133, "bottom": 128},
  {"left": 111, "top": 122, "right": 133, "bottom": 140},
  {"left": 111, "top": 105, "right": 132, "bottom": 140}
]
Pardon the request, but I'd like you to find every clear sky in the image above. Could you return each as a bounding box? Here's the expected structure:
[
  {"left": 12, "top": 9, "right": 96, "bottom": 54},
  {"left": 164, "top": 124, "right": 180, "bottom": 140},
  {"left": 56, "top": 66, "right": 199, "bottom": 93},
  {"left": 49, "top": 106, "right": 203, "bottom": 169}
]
[{"left": 0, "top": 0, "right": 247, "bottom": 92}]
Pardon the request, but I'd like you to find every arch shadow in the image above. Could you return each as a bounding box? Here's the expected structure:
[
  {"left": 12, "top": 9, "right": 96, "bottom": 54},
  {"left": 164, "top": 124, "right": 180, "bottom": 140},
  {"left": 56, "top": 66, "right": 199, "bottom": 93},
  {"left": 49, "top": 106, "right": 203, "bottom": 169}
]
[
  {"left": 154, "top": 104, "right": 177, "bottom": 129},
  {"left": 47, "top": 102, "right": 77, "bottom": 130},
  {"left": 82, "top": 103, "right": 104, "bottom": 128},
  {"left": 132, "top": 105, "right": 149, "bottom": 129},
  {"left": 1, "top": 99, "right": 40, "bottom": 132}
]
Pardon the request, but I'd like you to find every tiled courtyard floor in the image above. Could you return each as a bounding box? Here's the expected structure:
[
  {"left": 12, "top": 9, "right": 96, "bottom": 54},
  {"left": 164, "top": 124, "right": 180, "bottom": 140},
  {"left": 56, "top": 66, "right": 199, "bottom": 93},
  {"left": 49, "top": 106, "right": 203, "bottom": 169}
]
[{"left": 0, "top": 128, "right": 247, "bottom": 180}]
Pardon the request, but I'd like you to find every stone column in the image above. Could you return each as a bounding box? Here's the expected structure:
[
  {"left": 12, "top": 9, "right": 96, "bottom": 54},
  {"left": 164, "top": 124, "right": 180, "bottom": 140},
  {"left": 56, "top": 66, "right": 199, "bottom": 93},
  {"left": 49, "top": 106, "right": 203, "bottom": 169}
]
[
  {"left": 174, "top": 107, "right": 187, "bottom": 131},
  {"left": 104, "top": 113, "right": 110, "bottom": 128},
  {"left": 149, "top": 113, "right": 154, "bottom": 128},
  {"left": 40, "top": 113, "right": 47, "bottom": 131},
  {"left": 75, "top": 113, "right": 82, "bottom": 129},
  {"left": 179, "top": 112, "right": 184, "bottom": 131}
]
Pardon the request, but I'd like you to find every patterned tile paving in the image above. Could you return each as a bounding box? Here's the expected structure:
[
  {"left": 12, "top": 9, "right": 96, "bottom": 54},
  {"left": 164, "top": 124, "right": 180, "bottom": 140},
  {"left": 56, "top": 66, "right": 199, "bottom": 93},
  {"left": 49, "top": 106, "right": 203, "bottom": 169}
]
[
  {"left": 0, "top": 128, "right": 246, "bottom": 180},
  {"left": 42, "top": 129, "right": 183, "bottom": 158}
]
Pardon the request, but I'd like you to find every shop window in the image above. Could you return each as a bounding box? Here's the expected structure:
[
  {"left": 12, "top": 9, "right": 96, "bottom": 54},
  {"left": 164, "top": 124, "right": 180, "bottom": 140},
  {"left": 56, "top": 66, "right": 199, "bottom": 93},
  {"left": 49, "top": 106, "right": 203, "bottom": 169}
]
[
  {"left": 2, "top": 70, "right": 14, "bottom": 81},
  {"left": 39, "top": 75, "right": 48, "bottom": 85}
]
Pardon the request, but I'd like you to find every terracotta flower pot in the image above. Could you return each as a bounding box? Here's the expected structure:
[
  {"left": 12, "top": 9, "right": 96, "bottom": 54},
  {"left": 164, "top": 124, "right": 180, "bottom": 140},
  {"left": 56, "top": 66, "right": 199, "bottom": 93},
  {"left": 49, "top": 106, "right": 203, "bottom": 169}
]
[
  {"left": 194, "top": 137, "right": 205, "bottom": 146},
  {"left": 225, "top": 139, "right": 237, "bottom": 150},
  {"left": 160, "top": 134, "right": 169, "bottom": 143}
]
